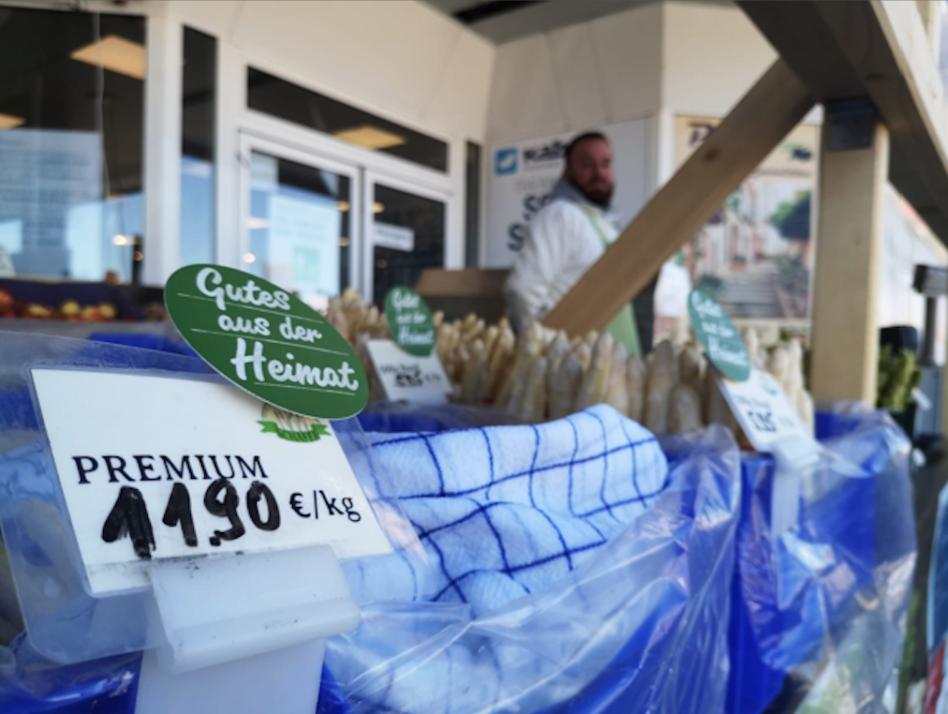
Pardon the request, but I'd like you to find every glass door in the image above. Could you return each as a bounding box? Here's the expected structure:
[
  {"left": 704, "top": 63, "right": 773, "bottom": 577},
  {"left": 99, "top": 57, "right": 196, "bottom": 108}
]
[
  {"left": 238, "top": 134, "right": 360, "bottom": 310},
  {"left": 364, "top": 172, "right": 448, "bottom": 304}
]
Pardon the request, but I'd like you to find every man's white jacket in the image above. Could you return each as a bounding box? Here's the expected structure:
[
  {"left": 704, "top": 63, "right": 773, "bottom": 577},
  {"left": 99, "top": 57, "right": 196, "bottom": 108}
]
[{"left": 504, "top": 179, "right": 620, "bottom": 331}]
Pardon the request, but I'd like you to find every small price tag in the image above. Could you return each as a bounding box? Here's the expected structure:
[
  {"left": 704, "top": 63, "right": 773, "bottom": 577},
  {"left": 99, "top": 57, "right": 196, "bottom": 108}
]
[
  {"left": 31, "top": 368, "right": 392, "bottom": 596},
  {"left": 365, "top": 339, "right": 451, "bottom": 405},
  {"left": 717, "top": 367, "right": 812, "bottom": 452}
]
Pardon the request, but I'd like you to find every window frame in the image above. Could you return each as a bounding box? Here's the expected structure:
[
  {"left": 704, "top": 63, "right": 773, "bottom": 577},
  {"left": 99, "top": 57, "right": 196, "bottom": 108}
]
[
  {"left": 362, "top": 167, "right": 451, "bottom": 303},
  {"left": 236, "top": 131, "right": 363, "bottom": 297}
]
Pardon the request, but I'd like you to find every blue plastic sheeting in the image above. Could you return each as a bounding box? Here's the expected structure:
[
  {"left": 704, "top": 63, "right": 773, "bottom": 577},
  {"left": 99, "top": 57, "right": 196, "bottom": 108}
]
[
  {"left": 0, "top": 333, "right": 214, "bottom": 668},
  {"left": 727, "top": 409, "right": 916, "bottom": 713},
  {"left": 319, "top": 424, "right": 741, "bottom": 714},
  {"left": 86, "top": 332, "right": 196, "bottom": 357},
  {"left": 929, "top": 484, "right": 948, "bottom": 653},
  {"left": 0, "top": 637, "right": 139, "bottom": 713},
  {"left": 0, "top": 331, "right": 210, "bottom": 433}
]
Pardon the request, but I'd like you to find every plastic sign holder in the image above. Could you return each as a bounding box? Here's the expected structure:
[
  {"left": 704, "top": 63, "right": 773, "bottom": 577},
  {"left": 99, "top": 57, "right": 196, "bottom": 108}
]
[
  {"left": 135, "top": 543, "right": 359, "bottom": 713},
  {"left": 688, "top": 289, "right": 819, "bottom": 540},
  {"left": 717, "top": 368, "right": 820, "bottom": 539},
  {"left": 369, "top": 287, "right": 450, "bottom": 404},
  {"left": 365, "top": 338, "right": 451, "bottom": 404}
]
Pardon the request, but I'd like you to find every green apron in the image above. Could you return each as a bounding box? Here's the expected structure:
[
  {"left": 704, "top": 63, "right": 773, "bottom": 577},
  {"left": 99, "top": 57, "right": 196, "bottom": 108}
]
[{"left": 581, "top": 206, "right": 642, "bottom": 358}]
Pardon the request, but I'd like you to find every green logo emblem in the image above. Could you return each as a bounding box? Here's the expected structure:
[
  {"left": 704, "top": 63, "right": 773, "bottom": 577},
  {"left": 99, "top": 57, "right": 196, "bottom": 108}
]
[
  {"left": 687, "top": 289, "right": 751, "bottom": 382},
  {"left": 165, "top": 264, "right": 368, "bottom": 419},
  {"left": 384, "top": 286, "right": 435, "bottom": 357},
  {"left": 258, "top": 405, "right": 330, "bottom": 443}
]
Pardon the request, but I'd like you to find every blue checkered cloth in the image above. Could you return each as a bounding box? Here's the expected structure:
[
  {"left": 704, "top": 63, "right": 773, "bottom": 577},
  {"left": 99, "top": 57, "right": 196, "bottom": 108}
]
[{"left": 342, "top": 404, "right": 668, "bottom": 614}]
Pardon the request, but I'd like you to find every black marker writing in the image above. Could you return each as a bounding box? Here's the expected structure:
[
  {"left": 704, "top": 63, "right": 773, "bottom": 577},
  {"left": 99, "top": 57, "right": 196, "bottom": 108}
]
[
  {"left": 101, "top": 486, "right": 156, "bottom": 559},
  {"left": 162, "top": 483, "right": 198, "bottom": 547},
  {"left": 247, "top": 482, "right": 280, "bottom": 531},
  {"left": 204, "top": 480, "right": 245, "bottom": 546}
]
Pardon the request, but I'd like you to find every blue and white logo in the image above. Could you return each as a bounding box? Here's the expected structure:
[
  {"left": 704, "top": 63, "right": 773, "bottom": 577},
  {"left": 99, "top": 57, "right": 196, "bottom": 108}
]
[{"left": 495, "top": 147, "right": 518, "bottom": 175}]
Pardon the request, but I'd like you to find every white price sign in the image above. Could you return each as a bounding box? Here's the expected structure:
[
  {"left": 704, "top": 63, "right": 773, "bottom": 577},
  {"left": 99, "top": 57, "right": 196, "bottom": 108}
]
[
  {"left": 717, "top": 367, "right": 812, "bottom": 452},
  {"left": 365, "top": 339, "right": 451, "bottom": 404},
  {"left": 31, "top": 368, "right": 392, "bottom": 595}
]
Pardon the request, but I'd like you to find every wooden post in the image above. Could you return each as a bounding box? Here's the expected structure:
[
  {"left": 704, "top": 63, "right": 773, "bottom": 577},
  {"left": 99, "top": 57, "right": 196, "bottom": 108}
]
[
  {"left": 810, "top": 115, "right": 890, "bottom": 404},
  {"left": 543, "top": 59, "right": 814, "bottom": 337}
]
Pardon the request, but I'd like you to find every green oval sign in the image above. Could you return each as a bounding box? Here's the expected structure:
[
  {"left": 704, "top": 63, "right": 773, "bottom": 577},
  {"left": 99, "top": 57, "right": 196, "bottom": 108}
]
[
  {"left": 384, "top": 286, "right": 435, "bottom": 357},
  {"left": 165, "top": 265, "right": 368, "bottom": 419},
  {"left": 687, "top": 288, "right": 751, "bottom": 382}
]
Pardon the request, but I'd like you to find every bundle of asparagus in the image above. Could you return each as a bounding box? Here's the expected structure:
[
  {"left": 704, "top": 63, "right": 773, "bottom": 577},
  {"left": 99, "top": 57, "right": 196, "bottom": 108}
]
[
  {"left": 322, "top": 289, "right": 813, "bottom": 434},
  {"left": 424, "top": 313, "right": 713, "bottom": 432},
  {"left": 326, "top": 287, "right": 389, "bottom": 343}
]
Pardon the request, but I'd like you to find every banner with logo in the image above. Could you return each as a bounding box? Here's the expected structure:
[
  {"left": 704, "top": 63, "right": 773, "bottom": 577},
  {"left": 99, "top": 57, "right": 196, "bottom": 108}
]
[{"left": 485, "top": 119, "right": 649, "bottom": 268}]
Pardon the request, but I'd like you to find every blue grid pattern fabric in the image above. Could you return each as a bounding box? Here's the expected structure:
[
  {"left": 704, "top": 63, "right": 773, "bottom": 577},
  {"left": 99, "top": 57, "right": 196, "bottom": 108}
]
[{"left": 343, "top": 404, "right": 668, "bottom": 616}]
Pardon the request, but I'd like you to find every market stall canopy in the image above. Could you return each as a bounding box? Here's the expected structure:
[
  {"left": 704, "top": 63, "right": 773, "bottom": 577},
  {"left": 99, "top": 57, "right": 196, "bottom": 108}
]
[{"left": 738, "top": 0, "right": 948, "bottom": 242}]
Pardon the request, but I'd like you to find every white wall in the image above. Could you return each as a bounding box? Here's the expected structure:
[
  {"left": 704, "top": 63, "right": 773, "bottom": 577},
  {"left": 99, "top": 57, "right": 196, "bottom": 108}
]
[
  {"left": 661, "top": 1, "right": 775, "bottom": 118},
  {"left": 485, "top": 2, "right": 662, "bottom": 145},
  {"left": 483, "top": 0, "right": 785, "bottom": 145}
]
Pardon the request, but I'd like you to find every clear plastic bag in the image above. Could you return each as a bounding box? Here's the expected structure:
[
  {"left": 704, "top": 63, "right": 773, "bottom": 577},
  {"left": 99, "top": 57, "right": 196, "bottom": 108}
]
[
  {"left": 728, "top": 408, "right": 916, "bottom": 713},
  {"left": 0, "top": 636, "right": 139, "bottom": 713},
  {"left": 320, "top": 423, "right": 742, "bottom": 713}
]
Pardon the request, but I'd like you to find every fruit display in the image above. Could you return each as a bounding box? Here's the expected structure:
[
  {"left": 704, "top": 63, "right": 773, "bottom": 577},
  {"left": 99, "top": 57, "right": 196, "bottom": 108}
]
[
  {"left": 0, "top": 280, "right": 132, "bottom": 322},
  {"left": 325, "top": 288, "right": 814, "bottom": 434},
  {"left": 0, "top": 289, "right": 12, "bottom": 317},
  {"left": 1, "top": 298, "right": 119, "bottom": 322}
]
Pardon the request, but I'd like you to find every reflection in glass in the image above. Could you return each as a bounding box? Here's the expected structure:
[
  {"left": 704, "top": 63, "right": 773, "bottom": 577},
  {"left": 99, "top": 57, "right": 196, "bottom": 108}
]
[
  {"left": 0, "top": 8, "right": 145, "bottom": 282},
  {"left": 248, "top": 151, "right": 351, "bottom": 310},
  {"left": 372, "top": 184, "right": 445, "bottom": 303},
  {"left": 181, "top": 27, "right": 216, "bottom": 266}
]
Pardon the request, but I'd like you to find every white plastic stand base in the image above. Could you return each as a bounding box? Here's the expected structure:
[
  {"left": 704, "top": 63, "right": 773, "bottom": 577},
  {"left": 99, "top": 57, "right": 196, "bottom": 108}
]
[
  {"left": 771, "top": 435, "right": 821, "bottom": 537},
  {"left": 136, "top": 638, "right": 326, "bottom": 714},
  {"left": 134, "top": 544, "right": 359, "bottom": 714}
]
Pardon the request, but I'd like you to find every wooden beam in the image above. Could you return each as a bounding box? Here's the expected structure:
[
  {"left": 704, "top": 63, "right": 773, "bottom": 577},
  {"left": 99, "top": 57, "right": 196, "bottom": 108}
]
[
  {"left": 739, "top": 0, "right": 948, "bottom": 241},
  {"left": 915, "top": 0, "right": 942, "bottom": 48},
  {"left": 542, "top": 59, "right": 814, "bottom": 337},
  {"left": 810, "top": 120, "right": 890, "bottom": 404}
]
